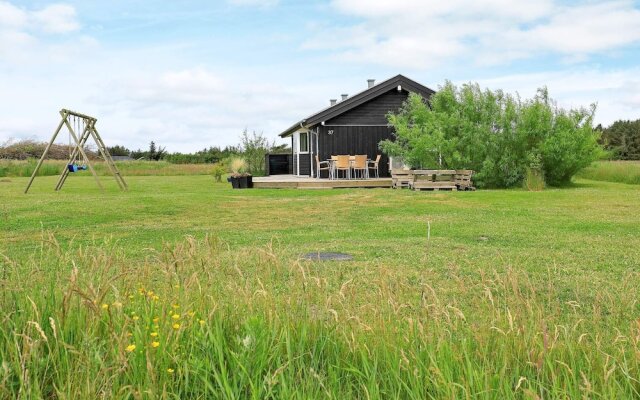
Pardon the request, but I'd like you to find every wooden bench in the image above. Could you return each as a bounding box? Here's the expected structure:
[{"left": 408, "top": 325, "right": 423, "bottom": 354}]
[
  {"left": 454, "top": 169, "right": 475, "bottom": 191},
  {"left": 410, "top": 169, "right": 458, "bottom": 191},
  {"left": 392, "top": 168, "right": 475, "bottom": 191},
  {"left": 391, "top": 169, "right": 414, "bottom": 189}
]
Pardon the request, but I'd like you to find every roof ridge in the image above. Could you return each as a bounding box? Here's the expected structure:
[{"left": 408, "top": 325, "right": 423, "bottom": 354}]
[{"left": 279, "top": 74, "right": 434, "bottom": 137}]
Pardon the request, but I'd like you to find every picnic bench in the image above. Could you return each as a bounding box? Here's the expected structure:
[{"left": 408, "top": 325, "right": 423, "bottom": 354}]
[
  {"left": 391, "top": 169, "right": 415, "bottom": 188},
  {"left": 391, "top": 169, "right": 475, "bottom": 191}
]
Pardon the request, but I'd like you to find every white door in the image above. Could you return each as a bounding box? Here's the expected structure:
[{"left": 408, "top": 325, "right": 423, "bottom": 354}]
[{"left": 293, "top": 130, "right": 310, "bottom": 176}]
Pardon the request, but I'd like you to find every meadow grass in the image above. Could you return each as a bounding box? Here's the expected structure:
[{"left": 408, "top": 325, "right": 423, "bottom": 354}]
[
  {"left": 1, "top": 175, "right": 639, "bottom": 398},
  {"left": 0, "top": 159, "right": 215, "bottom": 178},
  {"left": 577, "top": 160, "right": 640, "bottom": 185}
]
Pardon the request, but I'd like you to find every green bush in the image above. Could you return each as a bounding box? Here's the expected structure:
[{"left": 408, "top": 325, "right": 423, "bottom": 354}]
[
  {"left": 380, "top": 83, "right": 604, "bottom": 188},
  {"left": 211, "top": 163, "right": 226, "bottom": 182}
]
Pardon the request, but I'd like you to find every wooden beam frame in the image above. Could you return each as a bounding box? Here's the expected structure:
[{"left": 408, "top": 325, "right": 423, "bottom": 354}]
[{"left": 24, "top": 109, "right": 128, "bottom": 193}]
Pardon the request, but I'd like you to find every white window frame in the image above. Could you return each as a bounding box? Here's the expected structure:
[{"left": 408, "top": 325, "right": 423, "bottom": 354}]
[{"left": 297, "top": 131, "right": 310, "bottom": 154}]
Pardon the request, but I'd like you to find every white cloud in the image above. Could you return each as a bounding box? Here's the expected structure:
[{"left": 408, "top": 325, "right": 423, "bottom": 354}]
[
  {"left": 0, "top": 2, "right": 82, "bottom": 64},
  {"left": 32, "top": 4, "right": 80, "bottom": 33},
  {"left": 474, "top": 67, "right": 640, "bottom": 126},
  {"left": 316, "top": 0, "right": 640, "bottom": 68},
  {"left": 0, "top": 1, "right": 80, "bottom": 34},
  {"left": 0, "top": 62, "right": 326, "bottom": 152},
  {"left": 0, "top": 1, "right": 28, "bottom": 28}
]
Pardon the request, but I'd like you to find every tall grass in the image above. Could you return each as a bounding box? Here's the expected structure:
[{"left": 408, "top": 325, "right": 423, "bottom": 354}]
[
  {"left": 1, "top": 234, "right": 638, "bottom": 398},
  {"left": 523, "top": 168, "right": 545, "bottom": 191},
  {"left": 0, "top": 159, "right": 216, "bottom": 177},
  {"left": 577, "top": 161, "right": 640, "bottom": 185}
]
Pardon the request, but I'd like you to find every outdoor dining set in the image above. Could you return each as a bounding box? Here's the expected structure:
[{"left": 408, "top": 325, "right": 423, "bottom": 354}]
[{"left": 315, "top": 155, "right": 381, "bottom": 179}]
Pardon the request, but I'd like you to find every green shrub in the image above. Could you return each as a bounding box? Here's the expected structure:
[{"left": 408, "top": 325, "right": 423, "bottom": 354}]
[
  {"left": 380, "top": 83, "right": 604, "bottom": 188},
  {"left": 211, "top": 163, "right": 226, "bottom": 182}
]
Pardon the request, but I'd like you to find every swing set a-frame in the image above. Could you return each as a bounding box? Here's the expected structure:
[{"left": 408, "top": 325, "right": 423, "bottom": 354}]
[{"left": 24, "top": 109, "right": 128, "bottom": 193}]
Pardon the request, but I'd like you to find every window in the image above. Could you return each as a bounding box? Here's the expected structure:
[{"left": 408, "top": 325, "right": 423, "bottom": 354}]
[{"left": 298, "top": 131, "right": 309, "bottom": 153}]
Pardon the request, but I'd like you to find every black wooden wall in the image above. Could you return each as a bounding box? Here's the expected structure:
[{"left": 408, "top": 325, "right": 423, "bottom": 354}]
[
  {"left": 317, "top": 125, "right": 394, "bottom": 177},
  {"left": 312, "top": 88, "right": 408, "bottom": 177}
]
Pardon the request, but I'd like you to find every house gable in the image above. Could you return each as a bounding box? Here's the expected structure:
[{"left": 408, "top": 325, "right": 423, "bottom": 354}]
[
  {"left": 278, "top": 74, "right": 435, "bottom": 137},
  {"left": 325, "top": 88, "right": 409, "bottom": 126}
]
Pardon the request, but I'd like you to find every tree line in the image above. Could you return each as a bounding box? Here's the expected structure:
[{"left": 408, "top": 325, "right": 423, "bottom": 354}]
[
  {"left": 597, "top": 119, "right": 640, "bottom": 160},
  {"left": 108, "top": 130, "right": 289, "bottom": 176}
]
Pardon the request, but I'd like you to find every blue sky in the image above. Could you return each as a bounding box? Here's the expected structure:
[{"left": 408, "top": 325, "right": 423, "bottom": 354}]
[{"left": 1, "top": 0, "right": 639, "bottom": 152}]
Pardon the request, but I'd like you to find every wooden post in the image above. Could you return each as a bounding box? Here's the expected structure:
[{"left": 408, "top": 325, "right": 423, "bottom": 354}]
[
  {"left": 24, "top": 115, "right": 66, "bottom": 193},
  {"left": 91, "top": 124, "right": 128, "bottom": 190}
]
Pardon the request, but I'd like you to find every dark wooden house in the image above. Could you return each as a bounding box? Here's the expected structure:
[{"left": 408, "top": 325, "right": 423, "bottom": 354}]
[{"left": 275, "top": 74, "right": 435, "bottom": 177}]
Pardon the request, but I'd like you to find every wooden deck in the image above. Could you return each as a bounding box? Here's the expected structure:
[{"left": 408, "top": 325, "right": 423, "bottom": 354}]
[{"left": 253, "top": 175, "right": 392, "bottom": 189}]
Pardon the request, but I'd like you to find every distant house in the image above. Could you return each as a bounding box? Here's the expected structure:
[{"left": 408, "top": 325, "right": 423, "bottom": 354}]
[{"left": 275, "top": 74, "right": 435, "bottom": 177}]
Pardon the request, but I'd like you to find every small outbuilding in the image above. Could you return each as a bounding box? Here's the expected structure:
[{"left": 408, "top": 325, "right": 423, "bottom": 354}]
[{"left": 274, "top": 74, "right": 435, "bottom": 177}]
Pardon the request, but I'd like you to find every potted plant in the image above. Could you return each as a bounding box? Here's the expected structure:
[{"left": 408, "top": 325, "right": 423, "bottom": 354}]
[{"left": 227, "top": 158, "right": 252, "bottom": 189}]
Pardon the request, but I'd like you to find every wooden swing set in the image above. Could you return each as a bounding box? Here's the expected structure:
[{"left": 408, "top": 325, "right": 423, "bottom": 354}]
[{"left": 24, "top": 109, "right": 128, "bottom": 193}]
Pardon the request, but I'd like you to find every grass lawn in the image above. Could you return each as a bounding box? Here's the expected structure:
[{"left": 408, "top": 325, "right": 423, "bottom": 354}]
[{"left": 1, "top": 174, "right": 639, "bottom": 398}]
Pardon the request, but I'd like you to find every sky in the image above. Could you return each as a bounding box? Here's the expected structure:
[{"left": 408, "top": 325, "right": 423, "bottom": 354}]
[{"left": 1, "top": 0, "right": 639, "bottom": 152}]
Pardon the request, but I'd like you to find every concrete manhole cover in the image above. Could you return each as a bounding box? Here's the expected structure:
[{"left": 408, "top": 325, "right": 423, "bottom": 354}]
[{"left": 302, "top": 252, "right": 353, "bottom": 261}]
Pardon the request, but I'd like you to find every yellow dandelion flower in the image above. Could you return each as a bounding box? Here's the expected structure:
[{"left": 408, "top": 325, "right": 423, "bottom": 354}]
[
  {"left": 132, "top": 315, "right": 140, "bottom": 321},
  {"left": 101, "top": 303, "right": 109, "bottom": 310},
  {"left": 125, "top": 344, "right": 136, "bottom": 353},
  {"left": 172, "top": 304, "right": 179, "bottom": 309},
  {"left": 150, "top": 332, "right": 159, "bottom": 337},
  {"left": 151, "top": 341, "right": 160, "bottom": 348},
  {"left": 187, "top": 311, "right": 195, "bottom": 318},
  {"left": 147, "top": 290, "right": 154, "bottom": 296},
  {"left": 167, "top": 368, "right": 174, "bottom": 374},
  {"left": 174, "top": 284, "right": 180, "bottom": 289},
  {"left": 172, "top": 323, "right": 180, "bottom": 330},
  {"left": 172, "top": 314, "right": 180, "bottom": 320},
  {"left": 126, "top": 332, "right": 133, "bottom": 337},
  {"left": 153, "top": 295, "right": 160, "bottom": 301},
  {"left": 199, "top": 319, "right": 205, "bottom": 326},
  {"left": 152, "top": 317, "right": 159, "bottom": 323}
]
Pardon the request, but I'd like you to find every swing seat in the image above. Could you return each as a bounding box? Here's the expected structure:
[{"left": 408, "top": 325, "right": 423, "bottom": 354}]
[{"left": 67, "top": 164, "right": 87, "bottom": 173}]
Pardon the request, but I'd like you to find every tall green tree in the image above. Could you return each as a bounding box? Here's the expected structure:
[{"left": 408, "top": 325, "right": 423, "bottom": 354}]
[
  {"left": 240, "top": 129, "right": 274, "bottom": 176},
  {"left": 380, "top": 82, "right": 603, "bottom": 187}
]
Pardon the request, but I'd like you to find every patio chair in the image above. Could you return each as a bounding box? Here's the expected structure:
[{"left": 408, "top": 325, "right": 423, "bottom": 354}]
[
  {"left": 352, "top": 155, "right": 368, "bottom": 179},
  {"left": 334, "top": 155, "right": 351, "bottom": 179},
  {"left": 315, "top": 155, "right": 331, "bottom": 179},
  {"left": 368, "top": 154, "right": 381, "bottom": 178}
]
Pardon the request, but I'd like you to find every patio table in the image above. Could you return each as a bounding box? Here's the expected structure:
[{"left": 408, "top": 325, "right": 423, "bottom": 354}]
[{"left": 326, "top": 156, "right": 371, "bottom": 179}]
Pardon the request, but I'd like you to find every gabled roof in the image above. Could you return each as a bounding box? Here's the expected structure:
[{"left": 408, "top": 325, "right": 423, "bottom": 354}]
[{"left": 279, "top": 74, "right": 435, "bottom": 137}]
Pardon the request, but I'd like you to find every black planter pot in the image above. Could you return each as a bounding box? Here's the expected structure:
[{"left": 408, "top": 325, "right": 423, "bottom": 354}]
[{"left": 227, "top": 175, "right": 253, "bottom": 189}]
